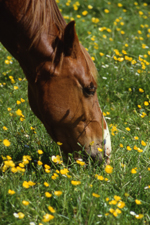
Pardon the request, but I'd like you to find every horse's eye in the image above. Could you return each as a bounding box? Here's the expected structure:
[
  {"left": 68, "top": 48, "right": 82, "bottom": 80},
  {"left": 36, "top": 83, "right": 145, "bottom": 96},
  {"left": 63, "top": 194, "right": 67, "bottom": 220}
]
[{"left": 84, "top": 82, "right": 96, "bottom": 96}]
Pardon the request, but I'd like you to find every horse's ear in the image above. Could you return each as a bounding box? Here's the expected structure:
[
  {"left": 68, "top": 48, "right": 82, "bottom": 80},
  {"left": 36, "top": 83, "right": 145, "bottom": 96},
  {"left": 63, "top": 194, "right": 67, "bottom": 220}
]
[{"left": 63, "top": 21, "right": 80, "bottom": 58}]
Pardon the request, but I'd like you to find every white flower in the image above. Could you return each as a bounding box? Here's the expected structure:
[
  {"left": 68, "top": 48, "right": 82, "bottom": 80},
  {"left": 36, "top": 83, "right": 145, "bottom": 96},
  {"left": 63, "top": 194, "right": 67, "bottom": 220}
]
[
  {"left": 97, "top": 214, "right": 102, "bottom": 217},
  {"left": 51, "top": 155, "right": 56, "bottom": 161},
  {"left": 30, "top": 222, "right": 36, "bottom": 225},
  {"left": 130, "top": 211, "right": 137, "bottom": 216},
  {"left": 144, "top": 186, "right": 149, "bottom": 189},
  {"left": 13, "top": 213, "right": 19, "bottom": 218}
]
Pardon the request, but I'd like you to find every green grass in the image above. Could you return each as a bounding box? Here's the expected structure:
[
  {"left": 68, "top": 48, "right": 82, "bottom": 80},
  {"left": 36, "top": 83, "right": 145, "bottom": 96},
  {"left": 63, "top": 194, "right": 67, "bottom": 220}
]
[{"left": 0, "top": 0, "right": 150, "bottom": 224}]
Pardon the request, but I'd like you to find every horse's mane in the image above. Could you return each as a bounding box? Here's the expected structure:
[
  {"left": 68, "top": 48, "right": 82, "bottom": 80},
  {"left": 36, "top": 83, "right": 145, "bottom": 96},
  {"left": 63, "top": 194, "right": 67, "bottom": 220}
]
[
  {"left": 20, "top": 0, "right": 97, "bottom": 80},
  {"left": 20, "top": 0, "right": 66, "bottom": 44}
]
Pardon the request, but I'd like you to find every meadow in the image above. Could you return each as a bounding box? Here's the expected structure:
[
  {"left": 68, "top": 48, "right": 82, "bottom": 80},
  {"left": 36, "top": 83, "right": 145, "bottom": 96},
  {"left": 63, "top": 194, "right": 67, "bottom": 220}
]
[{"left": 0, "top": 0, "right": 150, "bottom": 224}]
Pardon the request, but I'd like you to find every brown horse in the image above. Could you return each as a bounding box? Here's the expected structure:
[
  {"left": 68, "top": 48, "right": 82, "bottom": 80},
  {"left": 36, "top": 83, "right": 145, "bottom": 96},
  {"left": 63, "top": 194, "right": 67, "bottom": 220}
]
[{"left": 0, "top": 0, "right": 111, "bottom": 163}]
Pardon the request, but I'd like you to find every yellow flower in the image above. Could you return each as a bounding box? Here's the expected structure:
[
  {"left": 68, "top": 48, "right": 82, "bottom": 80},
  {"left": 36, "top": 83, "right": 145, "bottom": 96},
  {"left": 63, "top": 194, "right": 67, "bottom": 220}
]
[
  {"left": 8, "top": 189, "right": 15, "bottom": 195},
  {"left": 11, "top": 167, "right": 18, "bottom": 173},
  {"left": 135, "top": 199, "right": 142, "bottom": 205},
  {"left": 97, "top": 148, "right": 103, "bottom": 152},
  {"left": 139, "top": 11, "right": 143, "bottom": 16},
  {"left": 92, "top": 193, "right": 100, "bottom": 198},
  {"left": 109, "top": 208, "right": 115, "bottom": 213},
  {"left": 105, "top": 165, "right": 113, "bottom": 174},
  {"left": 135, "top": 214, "right": 144, "bottom": 219},
  {"left": 18, "top": 212, "right": 25, "bottom": 219},
  {"left": 95, "top": 175, "right": 104, "bottom": 180},
  {"left": 37, "top": 149, "right": 43, "bottom": 154},
  {"left": 120, "top": 144, "right": 123, "bottom": 148},
  {"left": 44, "top": 164, "right": 50, "bottom": 169},
  {"left": 57, "top": 142, "right": 63, "bottom": 146},
  {"left": 109, "top": 200, "right": 117, "bottom": 205},
  {"left": 5, "top": 59, "right": 10, "bottom": 64},
  {"left": 22, "top": 200, "right": 29, "bottom": 206},
  {"left": 3, "top": 126, "right": 8, "bottom": 131},
  {"left": 7, "top": 107, "right": 12, "bottom": 111},
  {"left": 54, "top": 191, "right": 62, "bottom": 196},
  {"left": 16, "top": 109, "right": 23, "bottom": 116},
  {"left": 126, "top": 127, "right": 130, "bottom": 131},
  {"left": 134, "top": 136, "right": 139, "bottom": 140},
  {"left": 131, "top": 168, "right": 137, "bottom": 174},
  {"left": 14, "top": 86, "right": 18, "bottom": 90},
  {"left": 22, "top": 181, "right": 30, "bottom": 188},
  {"left": 141, "top": 140, "right": 146, "bottom": 146},
  {"left": 48, "top": 206, "right": 56, "bottom": 213},
  {"left": 3, "top": 139, "right": 11, "bottom": 147},
  {"left": 82, "top": 11, "right": 88, "bottom": 16},
  {"left": 37, "top": 161, "right": 43, "bottom": 166},
  {"left": 144, "top": 101, "right": 149, "bottom": 106},
  {"left": 45, "top": 192, "right": 52, "bottom": 198},
  {"left": 117, "top": 201, "right": 125, "bottom": 208},
  {"left": 71, "top": 180, "right": 81, "bottom": 186},
  {"left": 42, "top": 214, "right": 54, "bottom": 222},
  {"left": 115, "top": 208, "right": 122, "bottom": 214},
  {"left": 52, "top": 155, "right": 63, "bottom": 164},
  {"left": 92, "top": 17, "right": 99, "bottom": 23},
  {"left": 127, "top": 146, "right": 132, "bottom": 151},
  {"left": 88, "top": 5, "right": 93, "bottom": 9},
  {"left": 76, "top": 160, "right": 86, "bottom": 166},
  {"left": 104, "top": 9, "right": 109, "bottom": 13},
  {"left": 114, "top": 195, "right": 121, "bottom": 201},
  {"left": 139, "top": 88, "right": 144, "bottom": 93},
  {"left": 60, "top": 168, "right": 69, "bottom": 175},
  {"left": 20, "top": 98, "right": 25, "bottom": 102},
  {"left": 91, "top": 56, "right": 95, "bottom": 61},
  {"left": 44, "top": 182, "right": 49, "bottom": 187},
  {"left": 28, "top": 181, "right": 36, "bottom": 186},
  {"left": 118, "top": 3, "right": 123, "bottom": 7}
]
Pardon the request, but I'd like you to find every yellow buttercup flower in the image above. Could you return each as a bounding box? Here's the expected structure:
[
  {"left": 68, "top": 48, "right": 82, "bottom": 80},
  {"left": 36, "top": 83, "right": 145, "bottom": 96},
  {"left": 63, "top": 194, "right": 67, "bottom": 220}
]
[
  {"left": 117, "top": 201, "right": 125, "bottom": 208},
  {"left": 82, "top": 11, "right": 88, "bottom": 16},
  {"left": 18, "top": 212, "right": 25, "bottom": 219},
  {"left": 54, "top": 191, "right": 62, "bottom": 196},
  {"left": 71, "top": 180, "right": 81, "bottom": 186},
  {"left": 127, "top": 146, "right": 132, "bottom": 151},
  {"left": 141, "top": 140, "right": 146, "bottom": 146},
  {"left": 131, "top": 168, "right": 137, "bottom": 174},
  {"left": 135, "top": 199, "right": 142, "bottom": 205},
  {"left": 37, "top": 149, "right": 43, "bottom": 154},
  {"left": 104, "top": 9, "right": 109, "bottom": 13},
  {"left": 44, "top": 182, "right": 49, "bottom": 187},
  {"left": 135, "top": 214, "right": 144, "bottom": 219},
  {"left": 92, "top": 193, "right": 100, "bottom": 198},
  {"left": 48, "top": 206, "right": 56, "bottom": 213},
  {"left": 3, "top": 126, "right": 8, "bottom": 130},
  {"left": 22, "top": 200, "right": 29, "bottom": 206},
  {"left": 8, "top": 189, "right": 15, "bottom": 195},
  {"left": 105, "top": 165, "right": 113, "bottom": 174},
  {"left": 45, "top": 192, "right": 52, "bottom": 198},
  {"left": 3, "top": 139, "right": 11, "bottom": 147},
  {"left": 42, "top": 214, "right": 54, "bottom": 222}
]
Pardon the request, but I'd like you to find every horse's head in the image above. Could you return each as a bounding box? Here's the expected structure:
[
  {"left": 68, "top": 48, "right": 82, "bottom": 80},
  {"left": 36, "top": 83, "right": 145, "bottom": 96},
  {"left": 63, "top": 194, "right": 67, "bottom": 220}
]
[{"left": 33, "top": 21, "right": 111, "bottom": 164}]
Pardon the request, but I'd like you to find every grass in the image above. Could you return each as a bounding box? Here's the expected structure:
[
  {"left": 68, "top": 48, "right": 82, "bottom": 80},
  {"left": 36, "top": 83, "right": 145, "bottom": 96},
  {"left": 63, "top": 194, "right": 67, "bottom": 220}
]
[{"left": 0, "top": 0, "right": 150, "bottom": 224}]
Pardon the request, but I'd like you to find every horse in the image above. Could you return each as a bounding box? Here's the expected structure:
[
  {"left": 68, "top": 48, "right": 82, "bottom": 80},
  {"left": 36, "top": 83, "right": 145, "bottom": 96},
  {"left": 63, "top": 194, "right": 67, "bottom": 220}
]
[{"left": 0, "top": 0, "right": 111, "bottom": 164}]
